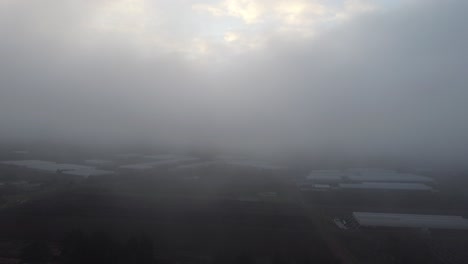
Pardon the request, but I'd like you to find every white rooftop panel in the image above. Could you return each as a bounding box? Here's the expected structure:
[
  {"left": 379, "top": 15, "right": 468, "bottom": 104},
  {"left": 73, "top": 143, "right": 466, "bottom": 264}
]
[
  {"left": 115, "top": 153, "right": 141, "bottom": 158},
  {"left": 119, "top": 157, "right": 199, "bottom": 170},
  {"left": 13, "top": 150, "right": 29, "bottom": 155},
  {"left": 210, "top": 155, "right": 288, "bottom": 170},
  {"left": 314, "top": 184, "right": 331, "bottom": 189},
  {"left": 306, "top": 171, "right": 346, "bottom": 181},
  {"left": 151, "top": 157, "right": 198, "bottom": 165},
  {"left": 347, "top": 168, "right": 395, "bottom": 173},
  {"left": 339, "top": 182, "right": 432, "bottom": 191},
  {"left": 223, "top": 160, "right": 285, "bottom": 170},
  {"left": 307, "top": 175, "right": 343, "bottom": 181},
  {"left": 349, "top": 173, "right": 433, "bottom": 183},
  {"left": 2, "top": 160, "right": 92, "bottom": 171},
  {"left": 310, "top": 170, "right": 344, "bottom": 173},
  {"left": 171, "top": 161, "right": 219, "bottom": 170},
  {"left": 63, "top": 169, "right": 114, "bottom": 177},
  {"left": 143, "top": 154, "right": 183, "bottom": 160},
  {"left": 1, "top": 160, "right": 113, "bottom": 177},
  {"left": 119, "top": 163, "right": 155, "bottom": 170},
  {"left": 353, "top": 212, "right": 468, "bottom": 230},
  {"left": 85, "top": 159, "right": 112, "bottom": 165}
]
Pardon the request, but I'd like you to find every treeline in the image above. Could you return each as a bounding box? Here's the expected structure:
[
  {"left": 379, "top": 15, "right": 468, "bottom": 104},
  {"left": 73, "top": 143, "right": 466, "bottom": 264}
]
[
  {"left": 20, "top": 229, "right": 340, "bottom": 264},
  {"left": 21, "top": 229, "right": 156, "bottom": 264}
]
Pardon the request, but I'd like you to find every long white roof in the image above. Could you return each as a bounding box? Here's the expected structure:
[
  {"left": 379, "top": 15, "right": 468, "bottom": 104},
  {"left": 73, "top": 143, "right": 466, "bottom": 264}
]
[
  {"left": 339, "top": 182, "right": 433, "bottom": 191},
  {"left": 306, "top": 168, "right": 434, "bottom": 183},
  {"left": 314, "top": 184, "right": 331, "bottom": 189},
  {"left": 215, "top": 155, "right": 286, "bottom": 170},
  {"left": 171, "top": 161, "right": 219, "bottom": 170},
  {"left": 119, "top": 157, "right": 199, "bottom": 170},
  {"left": 1, "top": 160, "right": 113, "bottom": 177},
  {"left": 348, "top": 173, "right": 433, "bottom": 183},
  {"left": 223, "top": 160, "right": 286, "bottom": 170},
  {"left": 353, "top": 212, "right": 468, "bottom": 230},
  {"left": 306, "top": 170, "right": 347, "bottom": 181}
]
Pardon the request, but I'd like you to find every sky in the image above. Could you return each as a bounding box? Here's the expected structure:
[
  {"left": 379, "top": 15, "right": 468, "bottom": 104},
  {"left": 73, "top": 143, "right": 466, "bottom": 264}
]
[{"left": 0, "top": 0, "right": 467, "bottom": 166}]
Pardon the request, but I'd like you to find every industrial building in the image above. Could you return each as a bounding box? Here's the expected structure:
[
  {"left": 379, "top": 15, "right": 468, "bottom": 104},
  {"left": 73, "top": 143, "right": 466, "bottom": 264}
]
[
  {"left": 299, "top": 168, "right": 435, "bottom": 192},
  {"left": 119, "top": 156, "right": 199, "bottom": 170},
  {"left": 339, "top": 182, "right": 433, "bottom": 191},
  {"left": 1, "top": 160, "right": 113, "bottom": 177},
  {"left": 351, "top": 212, "right": 468, "bottom": 230},
  {"left": 306, "top": 170, "right": 346, "bottom": 182},
  {"left": 348, "top": 173, "right": 433, "bottom": 183}
]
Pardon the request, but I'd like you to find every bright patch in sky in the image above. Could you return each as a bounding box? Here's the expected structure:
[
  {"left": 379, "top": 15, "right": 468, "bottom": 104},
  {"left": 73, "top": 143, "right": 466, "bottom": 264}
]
[
  {"left": 85, "top": 0, "right": 392, "bottom": 58},
  {"left": 94, "top": 0, "right": 149, "bottom": 32}
]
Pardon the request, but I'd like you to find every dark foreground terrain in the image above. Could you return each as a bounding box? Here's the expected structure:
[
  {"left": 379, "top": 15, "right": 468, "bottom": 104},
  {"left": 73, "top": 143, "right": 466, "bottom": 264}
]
[
  {"left": 0, "top": 162, "right": 340, "bottom": 264},
  {"left": 0, "top": 151, "right": 467, "bottom": 264}
]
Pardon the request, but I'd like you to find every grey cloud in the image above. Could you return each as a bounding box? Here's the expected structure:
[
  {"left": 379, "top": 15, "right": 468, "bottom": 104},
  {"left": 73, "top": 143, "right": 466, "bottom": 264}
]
[{"left": 0, "top": 0, "right": 467, "bottom": 166}]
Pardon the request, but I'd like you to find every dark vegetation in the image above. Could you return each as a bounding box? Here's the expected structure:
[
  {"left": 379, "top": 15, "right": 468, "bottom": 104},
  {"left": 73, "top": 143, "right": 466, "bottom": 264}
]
[
  {"left": 59, "top": 230, "right": 155, "bottom": 264},
  {"left": 1, "top": 151, "right": 467, "bottom": 264},
  {"left": 0, "top": 164, "right": 339, "bottom": 264}
]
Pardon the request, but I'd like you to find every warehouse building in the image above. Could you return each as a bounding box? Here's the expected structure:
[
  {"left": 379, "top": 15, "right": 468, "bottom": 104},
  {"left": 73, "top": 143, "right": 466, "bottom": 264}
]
[
  {"left": 299, "top": 168, "right": 435, "bottom": 192},
  {"left": 339, "top": 182, "right": 433, "bottom": 191},
  {"left": 348, "top": 173, "right": 433, "bottom": 183},
  {"left": 352, "top": 212, "right": 468, "bottom": 230}
]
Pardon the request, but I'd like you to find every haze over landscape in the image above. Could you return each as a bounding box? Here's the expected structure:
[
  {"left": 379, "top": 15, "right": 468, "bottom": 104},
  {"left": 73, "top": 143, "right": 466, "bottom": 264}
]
[
  {"left": 1, "top": 0, "right": 467, "bottom": 166},
  {"left": 1, "top": 1, "right": 468, "bottom": 263}
]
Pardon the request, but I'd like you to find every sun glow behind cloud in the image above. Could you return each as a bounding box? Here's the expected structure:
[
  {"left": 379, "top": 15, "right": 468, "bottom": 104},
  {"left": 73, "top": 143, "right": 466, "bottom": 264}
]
[
  {"left": 2, "top": 0, "right": 467, "bottom": 165},
  {"left": 95, "top": 0, "right": 155, "bottom": 35},
  {"left": 64, "top": 0, "right": 382, "bottom": 59}
]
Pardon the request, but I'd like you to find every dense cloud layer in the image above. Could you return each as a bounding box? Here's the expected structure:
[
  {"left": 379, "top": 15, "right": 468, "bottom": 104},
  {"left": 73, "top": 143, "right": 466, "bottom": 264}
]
[{"left": 0, "top": 0, "right": 467, "bottom": 165}]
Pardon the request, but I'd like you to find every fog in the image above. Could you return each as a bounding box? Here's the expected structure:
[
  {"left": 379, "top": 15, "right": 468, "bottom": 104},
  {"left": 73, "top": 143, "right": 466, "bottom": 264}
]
[{"left": 1, "top": 0, "right": 467, "bottom": 166}]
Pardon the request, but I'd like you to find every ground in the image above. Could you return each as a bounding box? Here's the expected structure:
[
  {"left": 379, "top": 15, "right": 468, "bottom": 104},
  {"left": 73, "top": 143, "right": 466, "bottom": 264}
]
[{"left": 0, "top": 148, "right": 467, "bottom": 263}]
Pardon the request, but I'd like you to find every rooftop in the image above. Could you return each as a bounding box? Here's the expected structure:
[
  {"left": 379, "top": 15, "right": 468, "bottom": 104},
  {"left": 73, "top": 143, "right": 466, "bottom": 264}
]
[
  {"left": 1, "top": 160, "right": 113, "bottom": 177},
  {"left": 119, "top": 157, "right": 199, "bottom": 170},
  {"left": 353, "top": 212, "right": 468, "bottom": 230},
  {"left": 348, "top": 173, "right": 433, "bottom": 183},
  {"left": 306, "top": 168, "right": 434, "bottom": 183},
  {"left": 306, "top": 170, "right": 347, "bottom": 181},
  {"left": 339, "top": 182, "right": 433, "bottom": 191}
]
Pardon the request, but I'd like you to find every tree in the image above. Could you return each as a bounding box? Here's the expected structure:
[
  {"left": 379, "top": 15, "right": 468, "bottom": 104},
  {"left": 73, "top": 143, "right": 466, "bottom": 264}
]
[{"left": 21, "top": 240, "right": 52, "bottom": 264}]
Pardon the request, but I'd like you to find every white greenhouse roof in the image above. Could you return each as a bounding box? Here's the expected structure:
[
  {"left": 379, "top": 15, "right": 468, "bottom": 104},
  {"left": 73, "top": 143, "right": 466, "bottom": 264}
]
[
  {"left": 171, "top": 161, "right": 219, "bottom": 170},
  {"left": 314, "top": 184, "right": 331, "bottom": 189},
  {"left": 1, "top": 160, "right": 113, "bottom": 177},
  {"left": 348, "top": 173, "right": 433, "bottom": 183},
  {"left": 64, "top": 169, "right": 114, "bottom": 177},
  {"left": 353, "top": 212, "right": 468, "bottom": 230},
  {"left": 339, "top": 182, "right": 433, "bottom": 191},
  {"left": 119, "top": 157, "right": 199, "bottom": 170},
  {"left": 306, "top": 170, "right": 346, "bottom": 181},
  {"left": 223, "top": 160, "right": 285, "bottom": 170}
]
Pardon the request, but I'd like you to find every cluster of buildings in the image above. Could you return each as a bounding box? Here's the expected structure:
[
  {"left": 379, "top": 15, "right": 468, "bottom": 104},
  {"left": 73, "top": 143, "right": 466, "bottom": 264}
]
[
  {"left": 336, "top": 212, "right": 468, "bottom": 230},
  {"left": 1, "top": 152, "right": 286, "bottom": 178},
  {"left": 119, "top": 154, "right": 199, "bottom": 170},
  {"left": 298, "top": 169, "right": 468, "bottom": 233},
  {"left": 298, "top": 168, "right": 468, "bottom": 235},
  {"left": 298, "top": 168, "right": 435, "bottom": 192},
  {"left": 1, "top": 160, "right": 114, "bottom": 177},
  {"left": 347, "top": 212, "right": 468, "bottom": 230}
]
